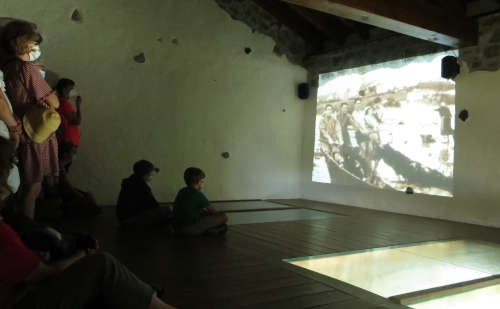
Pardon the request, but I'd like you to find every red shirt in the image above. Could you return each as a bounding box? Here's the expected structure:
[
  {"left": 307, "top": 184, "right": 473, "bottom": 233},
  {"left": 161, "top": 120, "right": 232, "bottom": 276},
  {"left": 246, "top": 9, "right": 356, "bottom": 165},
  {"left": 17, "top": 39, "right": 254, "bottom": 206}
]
[
  {"left": 57, "top": 98, "right": 81, "bottom": 146},
  {"left": 0, "top": 220, "right": 40, "bottom": 309}
]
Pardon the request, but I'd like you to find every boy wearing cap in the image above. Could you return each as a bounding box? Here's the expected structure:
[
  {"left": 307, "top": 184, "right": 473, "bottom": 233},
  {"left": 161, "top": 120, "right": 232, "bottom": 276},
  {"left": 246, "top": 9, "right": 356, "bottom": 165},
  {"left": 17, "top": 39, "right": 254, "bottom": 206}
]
[
  {"left": 0, "top": 137, "right": 176, "bottom": 309},
  {"left": 173, "top": 167, "right": 228, "bottom": 236},
  {"left": 116, "top": 160, "right": 171, "bottom": 225}
]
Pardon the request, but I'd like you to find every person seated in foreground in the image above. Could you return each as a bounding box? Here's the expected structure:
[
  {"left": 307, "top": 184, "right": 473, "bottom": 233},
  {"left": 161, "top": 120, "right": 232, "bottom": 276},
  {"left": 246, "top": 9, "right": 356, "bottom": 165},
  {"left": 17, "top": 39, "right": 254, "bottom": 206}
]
[
  {"left": 116, "top": 160, "right": 171, "bottom": 226},
  {"left": 0, "top": 137, "right": 176, "bottom": 309},
  {"left": 173, "top": 167, "right": 228, "bottom": 236}
]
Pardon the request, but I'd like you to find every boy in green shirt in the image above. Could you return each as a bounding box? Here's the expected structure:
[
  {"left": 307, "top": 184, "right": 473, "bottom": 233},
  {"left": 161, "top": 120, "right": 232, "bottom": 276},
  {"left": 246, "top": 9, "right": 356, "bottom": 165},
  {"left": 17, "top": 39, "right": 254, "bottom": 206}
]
[{"left": 173, "top": 167, "right": 228, "bottom": 236}]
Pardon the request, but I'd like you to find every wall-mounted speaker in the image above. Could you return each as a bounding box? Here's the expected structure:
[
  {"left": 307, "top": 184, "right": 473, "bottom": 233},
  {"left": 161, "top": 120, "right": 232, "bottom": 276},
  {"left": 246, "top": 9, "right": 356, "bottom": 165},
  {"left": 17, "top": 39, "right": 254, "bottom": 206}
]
[
  {"left": 298, "top": 83, "right": 309, "bottom": 100},
  {"left": 441, "top": 56, "right": 460, "bottom": 79}
]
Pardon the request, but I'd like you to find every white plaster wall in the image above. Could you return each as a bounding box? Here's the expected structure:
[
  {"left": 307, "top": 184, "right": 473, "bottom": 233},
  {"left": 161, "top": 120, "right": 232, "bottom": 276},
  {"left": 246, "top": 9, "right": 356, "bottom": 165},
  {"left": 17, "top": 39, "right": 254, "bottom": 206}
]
[
  {"left": 301, "top": 66, "right": 500, "bottom": 228},
  {"left": 1, "top": 0, "right": 307, "bottom": 204}
]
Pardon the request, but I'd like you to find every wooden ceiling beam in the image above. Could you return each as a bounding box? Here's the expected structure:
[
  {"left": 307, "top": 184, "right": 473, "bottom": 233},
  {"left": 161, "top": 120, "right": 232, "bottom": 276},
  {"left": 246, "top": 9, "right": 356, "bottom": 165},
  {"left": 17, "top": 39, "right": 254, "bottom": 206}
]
[
  {"left": 251, "top": 0, "right": 326, "bottom": 46},
  {"left": 422, "top": 0, "right": 466, "bottom": 16},
  {"left": 286, "top": 4, "right": 350, "bottom": 44},
  {"left": 279, "top": 0, "right": 478, "bottom": 47}
]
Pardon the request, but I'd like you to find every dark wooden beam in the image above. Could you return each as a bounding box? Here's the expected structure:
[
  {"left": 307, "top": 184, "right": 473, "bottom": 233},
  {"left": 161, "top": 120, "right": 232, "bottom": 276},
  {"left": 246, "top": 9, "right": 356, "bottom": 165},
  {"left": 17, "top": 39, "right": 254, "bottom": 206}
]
[
  {"left": 329, "top": 15, "right": 373, "bottom": 40},
  {"left": 279, "top": 0, "right": 478, "bottom": 47},
  {"left": 424, "top": 0, "right": 466, "bottom": 16},
  {"left": 440, "top": 0, "right": 466, "bottom": 15},
  {"left": 286, "top": 4, "right": 350, "bottom": 45},
  {"left": 251, "top": 0, "right": 326, "bottom": 47}
]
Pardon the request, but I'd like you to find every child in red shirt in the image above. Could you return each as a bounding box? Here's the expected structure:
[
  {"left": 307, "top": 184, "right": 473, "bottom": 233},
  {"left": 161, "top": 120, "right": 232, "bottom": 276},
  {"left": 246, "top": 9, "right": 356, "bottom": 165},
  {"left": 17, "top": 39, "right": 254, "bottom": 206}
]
[{"left": 55, "top": 78, "right": 81, "bottom": 174}]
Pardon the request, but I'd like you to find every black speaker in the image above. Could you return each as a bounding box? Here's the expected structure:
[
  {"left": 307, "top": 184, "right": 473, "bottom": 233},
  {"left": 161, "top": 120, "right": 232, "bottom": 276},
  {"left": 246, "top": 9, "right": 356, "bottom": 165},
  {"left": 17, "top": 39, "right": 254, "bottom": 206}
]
[
  {"left": 298, "top": 83, "right": 309, "bottom": 100},
  {"left": 441, "top": 56, "right": 460, "bottom": 79}
]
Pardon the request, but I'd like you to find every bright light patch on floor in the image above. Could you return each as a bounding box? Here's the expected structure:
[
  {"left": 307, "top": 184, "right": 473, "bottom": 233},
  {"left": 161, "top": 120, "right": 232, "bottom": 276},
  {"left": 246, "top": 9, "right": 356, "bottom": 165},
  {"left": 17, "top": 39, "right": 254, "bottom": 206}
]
[
  {"left": 284, "top": 240, "right": 500, "bottom": 301},
  {"left": 410, "top": 284, "right": 500, "bottom": 309},
  {"left": 227, "top": 208, "right": 338, "bottom": 225}
]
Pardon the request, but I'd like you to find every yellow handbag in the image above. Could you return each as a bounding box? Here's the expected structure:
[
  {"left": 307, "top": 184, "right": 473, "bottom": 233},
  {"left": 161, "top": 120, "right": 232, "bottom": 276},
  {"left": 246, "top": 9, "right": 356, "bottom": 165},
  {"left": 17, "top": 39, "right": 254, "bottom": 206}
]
[{"left": 23, "top": 106, "right": 61, "bottom": 143}]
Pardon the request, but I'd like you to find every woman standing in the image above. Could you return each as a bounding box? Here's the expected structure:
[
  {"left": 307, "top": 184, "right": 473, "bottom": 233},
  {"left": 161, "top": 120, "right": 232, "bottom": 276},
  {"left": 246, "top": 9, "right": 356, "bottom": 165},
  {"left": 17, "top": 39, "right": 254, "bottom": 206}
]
[
  {"left": 0, "top": 136, "right": 176, "bottom": 309},
  {"left": 1, "top": 21, "right": 60, "bottom": 219}
]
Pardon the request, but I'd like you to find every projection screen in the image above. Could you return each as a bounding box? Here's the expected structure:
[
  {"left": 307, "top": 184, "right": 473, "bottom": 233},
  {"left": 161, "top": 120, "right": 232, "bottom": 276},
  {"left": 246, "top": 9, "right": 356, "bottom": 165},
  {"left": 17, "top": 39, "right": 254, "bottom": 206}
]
[{"left": 312, "top": 51, "right": 456, "bottom": 197}]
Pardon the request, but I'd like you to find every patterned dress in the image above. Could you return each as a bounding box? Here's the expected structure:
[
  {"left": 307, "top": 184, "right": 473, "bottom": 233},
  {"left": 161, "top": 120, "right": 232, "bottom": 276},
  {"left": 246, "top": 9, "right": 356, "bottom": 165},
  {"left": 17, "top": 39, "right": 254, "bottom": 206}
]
[{"left": 2, "top": 59, "right": 59, "bottom": 184}]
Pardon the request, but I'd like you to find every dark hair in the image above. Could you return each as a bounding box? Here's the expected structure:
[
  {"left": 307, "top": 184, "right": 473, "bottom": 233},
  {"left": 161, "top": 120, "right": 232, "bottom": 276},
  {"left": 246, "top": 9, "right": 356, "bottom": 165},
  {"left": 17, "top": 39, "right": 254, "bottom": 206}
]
[
  {"left": 55, "top": 78, "right": 75, "bottom": 95},
  {"left": 0, "top": 20, "right": 40, "bottom": 56},
  {"left": 133, "top": 160, "right": 159, "bottom": 177},
  {"left": 184, "top": 167, "right": 205, "bottom": 187},
  {"left": 0, "top": 137, "right": 15, "bottom": 198}
]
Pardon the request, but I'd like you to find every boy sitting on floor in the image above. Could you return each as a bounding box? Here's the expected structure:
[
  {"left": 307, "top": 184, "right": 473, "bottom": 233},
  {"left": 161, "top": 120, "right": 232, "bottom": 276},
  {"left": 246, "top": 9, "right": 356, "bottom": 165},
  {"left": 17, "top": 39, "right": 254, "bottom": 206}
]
[
  {"left": 116, "top": 160, "right": 171, "bottom": 226},
  {"left": 173, "top": 167, "right": 228, "bottom": 236},
  {"left": 0, "top": 137, "right": 176, "bottom": 309}
]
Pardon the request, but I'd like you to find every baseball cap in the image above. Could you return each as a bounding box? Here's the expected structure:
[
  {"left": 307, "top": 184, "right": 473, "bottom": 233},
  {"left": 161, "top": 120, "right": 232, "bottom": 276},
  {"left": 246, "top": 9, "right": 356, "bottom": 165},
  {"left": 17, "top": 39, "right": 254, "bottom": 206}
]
[{"left": 133, "top": 160, "right": 159, "bottom": 177}]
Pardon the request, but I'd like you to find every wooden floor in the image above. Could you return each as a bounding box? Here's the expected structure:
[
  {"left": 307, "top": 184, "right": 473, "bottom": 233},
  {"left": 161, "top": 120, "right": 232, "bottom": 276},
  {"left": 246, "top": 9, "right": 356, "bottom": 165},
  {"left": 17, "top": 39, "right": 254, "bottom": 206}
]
[{"left": 57, "top": 199, "right": 500, "bottom": 309}]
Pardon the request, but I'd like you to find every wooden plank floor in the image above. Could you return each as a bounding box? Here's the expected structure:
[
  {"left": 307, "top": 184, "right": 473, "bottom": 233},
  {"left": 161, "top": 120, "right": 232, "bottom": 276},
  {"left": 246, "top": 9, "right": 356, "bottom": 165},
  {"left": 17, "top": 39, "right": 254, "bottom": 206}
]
[{"left": 56, "top": 199, "right": 500, "bottom": 309}]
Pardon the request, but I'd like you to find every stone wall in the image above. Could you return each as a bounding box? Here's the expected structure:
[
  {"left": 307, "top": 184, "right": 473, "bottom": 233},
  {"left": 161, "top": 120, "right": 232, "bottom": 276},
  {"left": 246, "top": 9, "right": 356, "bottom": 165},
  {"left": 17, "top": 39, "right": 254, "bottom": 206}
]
[
  {"left": 306, "top": 34, "right": 450, "bottom": 83},
  {"left": 214, "top": 0, "right": 311, "bottom": 65},
  {"left": 214, "top": 2, "right": 500, "bottom": 75},
  {"left": 306, "top": 12, "right": 500, "bottom": 81},
  {"left": 304, "top": 11, "right": 500, "bottom": 75},
  {"left": 461, "top": 13, "right": 500, "bottom": 72},
  {"left": 0, "top": 0, "right": 307, "bottom": 204}
]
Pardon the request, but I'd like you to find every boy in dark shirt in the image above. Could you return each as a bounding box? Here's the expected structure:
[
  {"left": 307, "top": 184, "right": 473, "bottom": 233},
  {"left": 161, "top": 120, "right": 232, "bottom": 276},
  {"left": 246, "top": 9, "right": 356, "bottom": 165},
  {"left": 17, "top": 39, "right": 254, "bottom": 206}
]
[
  {"left": 173, "top": 167, "right": 227, "bottom": 235},
  {"left": 0, "top": 137, "right": 175, "bottom": 309},
  {"left": 117, "top": 160, "right": 171, "bottom": 226}
]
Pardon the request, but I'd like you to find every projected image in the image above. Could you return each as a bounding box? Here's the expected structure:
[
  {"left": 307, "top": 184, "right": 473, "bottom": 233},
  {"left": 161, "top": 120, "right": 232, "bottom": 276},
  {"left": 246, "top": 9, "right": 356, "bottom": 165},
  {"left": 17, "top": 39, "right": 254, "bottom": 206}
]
[{"left": 312, "top": 51, "right": 456, "bottom": 197}]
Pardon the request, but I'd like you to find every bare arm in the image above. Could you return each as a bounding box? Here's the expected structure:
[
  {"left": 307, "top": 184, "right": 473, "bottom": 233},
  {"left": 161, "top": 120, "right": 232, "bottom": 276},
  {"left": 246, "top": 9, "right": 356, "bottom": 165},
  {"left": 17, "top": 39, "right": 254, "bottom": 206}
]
[
  {"left": 25, "top": 250, "right": 86, "bottom": 283},
  {"left": 67, "top": 96, "right": 82, "bottom": 125},
  {"left": 206, "top": 205, "right": 217, "bottom": 214},
  {"left": 0, "top": 89, "right": 21, "bottom": 148},
  {"left": 0, "top": 89, "right": 16, "bottom": 127}
]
